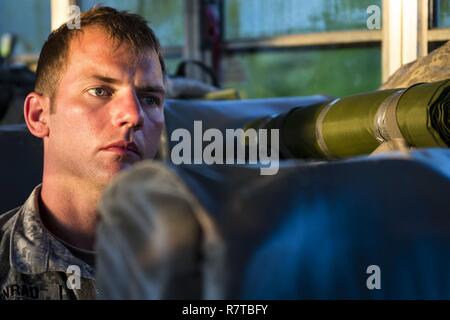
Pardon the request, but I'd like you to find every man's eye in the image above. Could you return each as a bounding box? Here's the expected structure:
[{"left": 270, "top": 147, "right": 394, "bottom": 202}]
[
  {"left": 141, "top": 96, "right": 160, "bottom": 106},
  {"left": 88, "top": 87, "right": 111, "bottom": 97}
]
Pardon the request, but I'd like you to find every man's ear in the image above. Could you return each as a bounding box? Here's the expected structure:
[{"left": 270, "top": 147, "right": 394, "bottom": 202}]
[{"left": 24, "top": 92, "right": 50, "bottom": 138}]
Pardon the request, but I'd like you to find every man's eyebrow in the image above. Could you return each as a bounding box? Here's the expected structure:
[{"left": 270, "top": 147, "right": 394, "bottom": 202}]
[
  {"left": 83, "top": 75, "right": 165, "bottom": 94},
  {"left": 84, "top": 74, "right": 121, "bottom": 84},
  {"left": 136, "top": 85, "right": 166, "bottom": 95}
]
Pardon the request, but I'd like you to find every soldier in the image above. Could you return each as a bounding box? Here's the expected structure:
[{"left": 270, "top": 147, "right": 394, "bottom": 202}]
[{"left": 0, "top": 6, "right": 166, "bottom": 299}]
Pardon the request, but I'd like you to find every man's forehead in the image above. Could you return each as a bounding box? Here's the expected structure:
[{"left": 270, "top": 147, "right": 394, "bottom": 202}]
[
  {"left": 66, "top": 28, "right": 164, "bottom": 85},
  {"left": 68, "top": 27, "right": 158, "bottom": 66}
]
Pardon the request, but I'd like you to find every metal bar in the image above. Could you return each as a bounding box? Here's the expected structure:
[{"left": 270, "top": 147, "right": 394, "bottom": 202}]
[
  {"left": 183, "top": 0, "right": 203, "bottom": 79},
  {"left": 401, "top": 0, "right": 418, "bottom": 64},
  {"left": 418, "top": 0, "right": 429, "bottom": 57},
  {"left": 382, "top": 0, "right": 402, "bottom": 83},
  {"left": 224, "top": 29, "right": 382, "bottom": 51},
  {"left": 428, "top": 27, "right": 450, "bottom": 41}
]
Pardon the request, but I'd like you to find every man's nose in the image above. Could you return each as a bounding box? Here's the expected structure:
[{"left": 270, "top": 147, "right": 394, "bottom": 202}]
[{"left": 112, "top": 90, "right": 144, "bottom": 129}]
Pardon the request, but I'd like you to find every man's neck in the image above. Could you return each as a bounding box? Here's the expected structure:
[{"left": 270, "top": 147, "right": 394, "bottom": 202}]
[{"left": 40, "top": 175, "right": 103, "bottom": 251}]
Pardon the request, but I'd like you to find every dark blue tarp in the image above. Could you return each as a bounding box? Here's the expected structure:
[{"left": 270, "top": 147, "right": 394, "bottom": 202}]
[{"left": 97, "top": 149, "right": 450, "bottom": 299}]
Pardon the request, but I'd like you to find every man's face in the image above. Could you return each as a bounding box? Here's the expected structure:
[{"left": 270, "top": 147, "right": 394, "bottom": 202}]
[{"left": 45, "top": 27, "right": 165, "bottom": 188}]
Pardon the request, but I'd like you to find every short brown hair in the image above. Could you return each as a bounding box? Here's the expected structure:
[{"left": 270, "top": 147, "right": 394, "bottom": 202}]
[{"left": 34, "top": 6, "right": 166, "bottom": 100}]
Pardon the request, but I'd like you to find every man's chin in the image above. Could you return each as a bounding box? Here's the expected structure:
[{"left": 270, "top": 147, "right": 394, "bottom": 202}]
[
  {"left": 94, "top": 157, "right": 144, "bottom": 185},
  {"left": 105, "top": 160, "right": 139, "bottom": 179},
  {"left": 90, "top": 165, "right": 122, "bottom": 188}
]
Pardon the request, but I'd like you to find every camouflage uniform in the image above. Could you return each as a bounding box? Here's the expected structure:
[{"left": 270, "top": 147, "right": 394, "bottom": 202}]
[
  {"left": 0, "top": 185, "right": 97, "bottom": 300},
  {"left": 381, "top": 41, "right": 450, "bottom": 89}
]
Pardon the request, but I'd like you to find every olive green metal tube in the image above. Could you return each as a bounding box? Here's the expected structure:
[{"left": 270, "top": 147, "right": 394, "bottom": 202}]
[{"left": 245, "top": 79, "right": 450, "bottom": 160}]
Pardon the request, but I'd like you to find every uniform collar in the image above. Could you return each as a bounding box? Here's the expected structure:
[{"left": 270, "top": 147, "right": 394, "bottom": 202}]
[{"left": 10, "top": 185, "right": 95, "bottom": 279}]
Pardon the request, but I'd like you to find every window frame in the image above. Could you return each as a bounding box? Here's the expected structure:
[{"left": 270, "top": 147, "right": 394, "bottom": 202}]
[{"left": 219, "top": 0, "right": 450, "bottom": 85}]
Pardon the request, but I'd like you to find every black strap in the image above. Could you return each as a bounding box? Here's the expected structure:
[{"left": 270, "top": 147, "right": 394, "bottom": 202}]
[{"left": 174, "top": 60, "right": 220, "bottom": 87}]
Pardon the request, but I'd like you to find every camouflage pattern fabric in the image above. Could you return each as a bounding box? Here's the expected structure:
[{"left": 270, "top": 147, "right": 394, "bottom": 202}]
[
  {"left": 381, "top": 41, "right": 450, "bottom": 89},
  {"left": 0, "top": 185, "right": 97, "bottom": 300}
]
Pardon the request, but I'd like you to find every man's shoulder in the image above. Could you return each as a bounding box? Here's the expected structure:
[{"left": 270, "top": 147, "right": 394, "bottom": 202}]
[
  {"left": 0, "top": 206, "right": 21, "bottom": 233},
  {"left": 0, "top": 206, "right": 21, "bottom": 257},
  {"left": 0, "top": 207, "right": 21, "bottom": 290},
  {"left": 0, "top": 206, "right": 22, "bottom": 266},
  {"left": 0, "top": 186, "right": 40, "bottom": 235}
]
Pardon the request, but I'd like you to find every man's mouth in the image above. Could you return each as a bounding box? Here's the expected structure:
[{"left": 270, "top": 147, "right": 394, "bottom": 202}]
[{"left": 101, "top": 141, "right": 142, "bottom": 158}]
